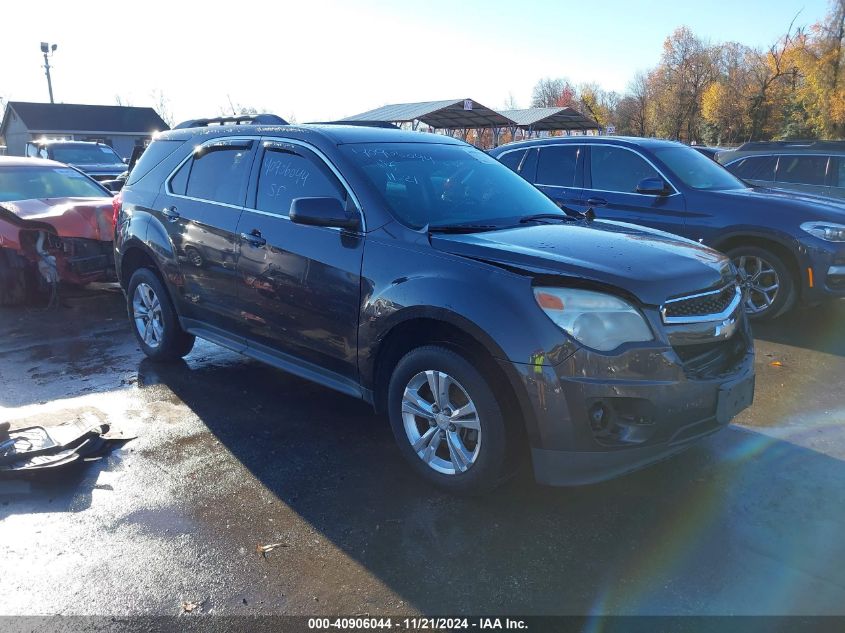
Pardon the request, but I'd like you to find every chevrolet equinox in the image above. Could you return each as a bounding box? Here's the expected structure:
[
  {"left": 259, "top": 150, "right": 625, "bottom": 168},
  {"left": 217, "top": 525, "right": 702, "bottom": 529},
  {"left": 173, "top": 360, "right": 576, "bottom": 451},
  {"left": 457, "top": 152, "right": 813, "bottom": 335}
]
[{"left": 115, "top": 117, "right": 755, "bottom": 493}]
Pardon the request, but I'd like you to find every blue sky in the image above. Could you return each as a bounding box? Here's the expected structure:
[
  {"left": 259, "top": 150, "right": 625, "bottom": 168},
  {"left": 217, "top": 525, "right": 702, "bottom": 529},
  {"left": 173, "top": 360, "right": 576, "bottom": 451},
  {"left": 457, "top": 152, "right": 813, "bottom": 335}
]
[{"left": 0, "top": 0, "right": 832, "bottom": 125}]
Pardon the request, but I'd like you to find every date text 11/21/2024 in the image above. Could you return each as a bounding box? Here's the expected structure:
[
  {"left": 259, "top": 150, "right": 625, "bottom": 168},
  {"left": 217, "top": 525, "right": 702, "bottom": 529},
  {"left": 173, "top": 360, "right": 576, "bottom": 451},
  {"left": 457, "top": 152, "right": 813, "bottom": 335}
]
[{"left": 307, "top": 617, "right": 528, "bottom": 630}]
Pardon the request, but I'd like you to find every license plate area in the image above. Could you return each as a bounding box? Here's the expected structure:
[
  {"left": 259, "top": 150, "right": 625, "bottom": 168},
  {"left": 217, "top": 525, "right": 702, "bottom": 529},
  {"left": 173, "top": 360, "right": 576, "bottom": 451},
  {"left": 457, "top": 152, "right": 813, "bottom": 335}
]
[{"left": 716, "top": 374, "right": 755, "bottom": 425}]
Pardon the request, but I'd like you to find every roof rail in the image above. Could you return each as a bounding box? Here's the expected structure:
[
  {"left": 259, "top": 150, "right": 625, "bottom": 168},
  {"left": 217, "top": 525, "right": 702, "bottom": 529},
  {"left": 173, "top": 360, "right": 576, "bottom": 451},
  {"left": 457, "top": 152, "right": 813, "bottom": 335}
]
[
  {"left": 173, "top": 114, "right": 289, "bottom": 130},
  {"left": 735, "top": 139, "right": 845, "bottom": 151}
]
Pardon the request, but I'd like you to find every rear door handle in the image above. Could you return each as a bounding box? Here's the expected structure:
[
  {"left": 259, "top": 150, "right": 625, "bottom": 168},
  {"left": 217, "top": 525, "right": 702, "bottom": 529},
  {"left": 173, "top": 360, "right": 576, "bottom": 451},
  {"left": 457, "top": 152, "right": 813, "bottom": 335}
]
[
  {"left": 162, "top": 206, "right": 180, "bottom": 221},
  {"left": 240, "top": 230, "right": 266, "bottom": 247},
  {"left": 586, "top": 197, "right": 608, "bottom": 207}
]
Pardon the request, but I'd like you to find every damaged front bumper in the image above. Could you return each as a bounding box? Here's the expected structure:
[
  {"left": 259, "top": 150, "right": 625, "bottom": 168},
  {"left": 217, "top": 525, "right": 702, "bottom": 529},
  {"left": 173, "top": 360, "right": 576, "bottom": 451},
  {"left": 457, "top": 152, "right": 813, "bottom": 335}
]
[{"left": 510, "top": 306, "right": 755, "bottom": 486}]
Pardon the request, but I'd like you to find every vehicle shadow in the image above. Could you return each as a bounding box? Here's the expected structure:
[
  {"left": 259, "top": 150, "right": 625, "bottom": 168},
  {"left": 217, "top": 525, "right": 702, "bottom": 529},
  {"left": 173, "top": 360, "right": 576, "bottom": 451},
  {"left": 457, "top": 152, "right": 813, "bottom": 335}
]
[
  {"left": 751, "top": 299, "right": 845, "bottom": 357},
  {"left": 127, "top": 356, "right": 845, "bottom": 615}
]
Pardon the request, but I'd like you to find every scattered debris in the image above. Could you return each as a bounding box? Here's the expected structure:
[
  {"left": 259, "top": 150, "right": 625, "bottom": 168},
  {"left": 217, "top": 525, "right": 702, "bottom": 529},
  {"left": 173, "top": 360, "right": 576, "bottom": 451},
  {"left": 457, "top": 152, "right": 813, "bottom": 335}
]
[
  {"left": 256, "top": 542, "right": 289, "bottom": 557},
  {"left": 181, "top": 600, "right": 203, "bottom": 613},
  {"left": 0, "top": 419, "right": 133, "bottom": 475},
  {"left": 770, "top": 360, "right": 784, "bottom": 367}
]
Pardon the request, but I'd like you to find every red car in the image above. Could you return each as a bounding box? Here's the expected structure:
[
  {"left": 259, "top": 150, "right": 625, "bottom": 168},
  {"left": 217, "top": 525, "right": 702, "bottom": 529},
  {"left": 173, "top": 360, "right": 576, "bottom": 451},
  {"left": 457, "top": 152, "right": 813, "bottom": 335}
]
[{"left": 0, "top": 157, "right": 116, "bottom": 305}]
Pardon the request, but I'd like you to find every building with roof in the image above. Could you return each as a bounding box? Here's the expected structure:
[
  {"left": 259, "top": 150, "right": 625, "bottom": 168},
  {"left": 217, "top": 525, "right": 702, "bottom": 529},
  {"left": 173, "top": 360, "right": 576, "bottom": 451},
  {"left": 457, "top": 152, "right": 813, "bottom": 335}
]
[
  {"left": 341, "top": 99, "right": 599, "bottom": 147},
  {"left": 0, "top": 102, "right": 169, "bottom": 159}
]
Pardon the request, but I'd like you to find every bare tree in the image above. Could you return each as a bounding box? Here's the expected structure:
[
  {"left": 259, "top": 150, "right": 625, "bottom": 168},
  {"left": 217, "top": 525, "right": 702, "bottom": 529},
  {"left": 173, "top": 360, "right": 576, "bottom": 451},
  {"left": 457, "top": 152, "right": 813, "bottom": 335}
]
[
  {"left": 149, "top": 89, "right": 174, "bottom": 128},
  {"left": 114, "top": 94, "right": 133, "bottom": 107},
  {"left": 531, "top": 78, "right": 576, "bottom": 108}
]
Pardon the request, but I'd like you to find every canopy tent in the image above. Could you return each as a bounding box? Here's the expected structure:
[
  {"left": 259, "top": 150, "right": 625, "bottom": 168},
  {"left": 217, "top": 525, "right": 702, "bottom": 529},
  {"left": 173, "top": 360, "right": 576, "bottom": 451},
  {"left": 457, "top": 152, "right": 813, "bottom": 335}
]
[
  {"left": 342, "top": 98, "right": 513, "bottom": 130},
  {"left": 498, "top": 106, "right": 599, "bottom": 132}
]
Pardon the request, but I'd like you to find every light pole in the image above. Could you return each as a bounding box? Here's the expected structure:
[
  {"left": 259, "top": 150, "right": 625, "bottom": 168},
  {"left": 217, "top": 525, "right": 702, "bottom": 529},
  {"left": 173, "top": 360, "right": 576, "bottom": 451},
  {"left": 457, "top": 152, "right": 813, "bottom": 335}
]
[{"left": 40, "top": 42, "right": 57, "bottom": 104}]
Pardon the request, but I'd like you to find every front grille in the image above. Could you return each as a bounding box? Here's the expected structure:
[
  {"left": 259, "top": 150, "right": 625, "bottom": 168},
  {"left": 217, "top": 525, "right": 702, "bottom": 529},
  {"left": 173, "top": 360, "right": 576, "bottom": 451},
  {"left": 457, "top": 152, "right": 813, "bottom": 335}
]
[
  {"left": 662, "top": 283, "right": 740, "bottom": 322},
  {"left": 674, "top": 334, "right": 747, "bottom": 379}
]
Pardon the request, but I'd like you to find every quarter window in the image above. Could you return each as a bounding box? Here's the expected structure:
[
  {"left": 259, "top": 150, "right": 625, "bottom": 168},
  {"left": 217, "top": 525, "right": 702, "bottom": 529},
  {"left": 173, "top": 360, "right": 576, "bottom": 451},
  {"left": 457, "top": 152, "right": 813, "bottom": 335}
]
[
  {"left": 775, "top": 155, "right": 829, "bottom": 186},
  {"left": 590, "top": 146, "right": 659, "bottom": 193},
  {"left": 255, "top": 147, "right": 344, "bottom": 216},
  {"left": 537, "top": 146, "right": 579, "bottom": 187}
]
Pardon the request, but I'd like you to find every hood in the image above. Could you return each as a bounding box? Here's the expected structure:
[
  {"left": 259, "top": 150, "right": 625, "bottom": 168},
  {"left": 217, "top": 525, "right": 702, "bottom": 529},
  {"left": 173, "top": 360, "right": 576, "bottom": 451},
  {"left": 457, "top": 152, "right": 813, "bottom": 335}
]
[
  {"left": 430, "top": 220, "right": 733, "bottom": 306},
  {"left": 0, "top": 197, "right": 115, "bottom": 242},
  {"left": 705, "top": 186, "right": 845, "bottom": 222}
]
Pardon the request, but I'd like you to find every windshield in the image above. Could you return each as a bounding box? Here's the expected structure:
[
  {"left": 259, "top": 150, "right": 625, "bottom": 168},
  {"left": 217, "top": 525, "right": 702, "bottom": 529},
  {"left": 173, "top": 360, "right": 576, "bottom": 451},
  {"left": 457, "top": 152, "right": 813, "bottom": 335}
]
[
  {"left": 0, "top": 165, "right": 109, "bottom": 202},
  {"left": 340, "top": 142, "right": 563, "bottom": 229},
  {"left": 653, "top": 146, "right": 747, "bottom": 191},
  {"left": 49, "top": 144, "right": 124, "bottom": 165}
]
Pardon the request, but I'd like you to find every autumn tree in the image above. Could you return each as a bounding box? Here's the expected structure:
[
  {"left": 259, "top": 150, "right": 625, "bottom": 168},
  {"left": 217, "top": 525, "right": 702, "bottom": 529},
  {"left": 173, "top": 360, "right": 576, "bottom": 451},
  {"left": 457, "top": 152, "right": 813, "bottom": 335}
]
[{"left": 530, "top": 77, "right": 576, "bottom": 108}]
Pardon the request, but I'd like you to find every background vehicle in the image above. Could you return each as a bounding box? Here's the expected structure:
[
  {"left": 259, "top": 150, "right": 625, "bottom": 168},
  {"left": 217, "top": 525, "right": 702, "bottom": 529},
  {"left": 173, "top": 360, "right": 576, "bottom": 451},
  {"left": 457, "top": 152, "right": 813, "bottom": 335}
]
[
  {"left": 491, "top": 137, "right": 845, "bottom": 320},
  {"left": 25, "top": 139, "right": 127, "bottom": 187},
  {"left": 691, "top": 146, "right": 726, "bottom": 160},
  {"left": 0, "top": 157, "right": 116, "bottom": 306},
  {"left": 717, "top": 140, "right": 845, "bottom": 200},
  {"left": 115, "top": 118, "right": 754, "bottom": 494}
]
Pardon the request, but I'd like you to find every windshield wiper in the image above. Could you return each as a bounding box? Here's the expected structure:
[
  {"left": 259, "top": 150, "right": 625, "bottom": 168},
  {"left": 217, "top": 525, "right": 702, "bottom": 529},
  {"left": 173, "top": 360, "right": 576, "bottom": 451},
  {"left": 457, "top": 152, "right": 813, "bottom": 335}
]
[
  {"left": 519, "top": 213, "right": 578, "bottom": 224},
  {"left": 427, "top": 223, "right": 501, "bottom": 234}
]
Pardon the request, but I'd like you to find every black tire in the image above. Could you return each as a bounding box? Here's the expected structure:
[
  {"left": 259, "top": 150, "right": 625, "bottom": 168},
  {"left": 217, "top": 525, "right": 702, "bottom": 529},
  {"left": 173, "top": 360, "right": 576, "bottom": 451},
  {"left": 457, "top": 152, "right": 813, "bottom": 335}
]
[
  {"left": 726, "top": 246, "right": 796, "bottom": 321},
  {"left": 126, "top": 267, "right": 195, "bottom": 361},
  {"left": 387, "top": 345, "right": 510, "bottom": 495},
  {"left": 0, "top": 248, "right": 30, "bottom": 307}
]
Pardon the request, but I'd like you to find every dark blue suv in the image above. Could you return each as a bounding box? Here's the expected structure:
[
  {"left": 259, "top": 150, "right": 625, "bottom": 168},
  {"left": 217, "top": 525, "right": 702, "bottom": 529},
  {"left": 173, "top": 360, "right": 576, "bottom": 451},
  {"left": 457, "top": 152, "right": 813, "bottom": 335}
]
[{"left": 490, "top": 137, "right": 845, "bottom": 320}]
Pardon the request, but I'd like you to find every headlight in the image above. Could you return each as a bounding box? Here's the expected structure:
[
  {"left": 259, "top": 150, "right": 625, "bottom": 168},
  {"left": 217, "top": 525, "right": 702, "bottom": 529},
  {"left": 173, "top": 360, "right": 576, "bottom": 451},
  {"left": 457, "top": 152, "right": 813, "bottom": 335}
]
[
  {"left": 533, "top": 287, "right": 653, "bottom": 352},
  {"left": 801, "top": 221, "right": 845, "bottom": 242}
]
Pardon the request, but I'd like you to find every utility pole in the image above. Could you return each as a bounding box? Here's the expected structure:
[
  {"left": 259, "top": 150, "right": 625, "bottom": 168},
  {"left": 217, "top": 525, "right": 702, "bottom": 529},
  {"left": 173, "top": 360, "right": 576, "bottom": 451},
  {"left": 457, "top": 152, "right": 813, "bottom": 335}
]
[{"left": 40, "top": 42, "right": 57, "bottom": 104}]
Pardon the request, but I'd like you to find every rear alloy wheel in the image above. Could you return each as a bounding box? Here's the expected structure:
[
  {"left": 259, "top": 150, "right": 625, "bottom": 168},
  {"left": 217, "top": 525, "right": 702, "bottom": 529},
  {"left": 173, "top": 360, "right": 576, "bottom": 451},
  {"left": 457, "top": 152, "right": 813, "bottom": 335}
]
[
  {"left": 127, "top": 267, "right": 195, "bottom": 361},
  {"left": 727, "top": 246, "right": 795, "bottom": 320},
  {"left": 387, "top": 345, "right": 509, "bottom": 494}
]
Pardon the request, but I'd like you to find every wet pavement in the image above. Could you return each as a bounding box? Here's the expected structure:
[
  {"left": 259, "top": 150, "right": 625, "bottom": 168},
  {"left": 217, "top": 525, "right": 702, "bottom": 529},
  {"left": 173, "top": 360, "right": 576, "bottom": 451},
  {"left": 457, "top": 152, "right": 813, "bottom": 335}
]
[{"left": 1, "top": 291, "right": 844, "bottom": 617}]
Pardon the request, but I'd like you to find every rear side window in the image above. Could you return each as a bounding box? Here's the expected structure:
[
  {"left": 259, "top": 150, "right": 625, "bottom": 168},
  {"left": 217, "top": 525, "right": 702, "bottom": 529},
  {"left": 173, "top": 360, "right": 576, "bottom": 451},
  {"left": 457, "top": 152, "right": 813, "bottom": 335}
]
[
  {"left": 775, "top": 155, "right": 829, "bottom": 186},
  {"left": 537, "top": 146, "right": 579, "bottom": 187},
  {"left": 127, "top": 140, "right": 185, "bottom": 186},
  {"left": 498, "top": 150, "right": 526, "bottom": 173},
  {"left": 727, "top": 156, "right": 776, "bottom": 181},
  {"left": 255, "top": 146, "right": 344, "bottom": 216},
  {"left": 589, "top": 145, "right": 658, "bottom": 193},
  {"left": 173, "top": 144, "right": 254, "bottom": 205}
]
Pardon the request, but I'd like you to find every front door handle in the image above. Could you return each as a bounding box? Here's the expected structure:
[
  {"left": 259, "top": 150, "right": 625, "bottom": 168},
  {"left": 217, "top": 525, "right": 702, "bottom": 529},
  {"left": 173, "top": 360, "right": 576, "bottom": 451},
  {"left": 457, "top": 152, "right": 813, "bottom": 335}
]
[
  {"left": 240, "top": 230, "right": 266, "bottom": 247},
  {"left": 586, "top": 197, "right": 608, "bottom": 207},
  {"left": 162, "top": 206, "right": 180, "bottom": 221}
]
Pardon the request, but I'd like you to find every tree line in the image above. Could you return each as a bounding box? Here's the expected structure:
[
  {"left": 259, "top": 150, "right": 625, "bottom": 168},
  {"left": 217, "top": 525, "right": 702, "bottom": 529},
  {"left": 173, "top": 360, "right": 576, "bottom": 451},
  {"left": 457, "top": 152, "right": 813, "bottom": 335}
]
[{"left": 529, "top": 0, "right": 845, "bottom": 145}]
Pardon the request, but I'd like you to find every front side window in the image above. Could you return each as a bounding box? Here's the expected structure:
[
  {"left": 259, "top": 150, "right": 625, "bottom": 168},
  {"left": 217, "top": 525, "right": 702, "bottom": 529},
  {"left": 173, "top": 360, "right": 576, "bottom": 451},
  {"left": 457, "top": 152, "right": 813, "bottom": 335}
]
[
  {"left": 0, "top": 166, "right": 109, "bottom": 202},
  {"left": 340, "top": 142, "right": 562, "bottom": 229},
  {"left": 589, "top": 146, "right": 659, "bottom": 193},
  {"left": 255, "top": 146, "right": 344, "bottom": 216},
  {"left": 177, "top": 144, "right": 254, "bottom": 205},
  {"left": 498, "top": 150, "right": 526, "bottom": 173},
  {"left": 775, "top": 155, "right": 829, "bottom": 186},
  {"left": 537, "top": 146, "right": 580, "bottom": 187},
  {"left": 652, "top": 146, "right": 746, "bottom": 191}
]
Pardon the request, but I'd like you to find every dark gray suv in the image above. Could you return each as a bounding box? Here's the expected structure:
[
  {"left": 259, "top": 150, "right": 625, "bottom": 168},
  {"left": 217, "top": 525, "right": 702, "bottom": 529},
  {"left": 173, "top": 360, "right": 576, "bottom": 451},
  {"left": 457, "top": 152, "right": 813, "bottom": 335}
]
[
  {"left": 114, "top": 116, "right": 754, "bottom": 493},
  {"left": 718, "top": 140, "right": 845, "bottom": 200}
]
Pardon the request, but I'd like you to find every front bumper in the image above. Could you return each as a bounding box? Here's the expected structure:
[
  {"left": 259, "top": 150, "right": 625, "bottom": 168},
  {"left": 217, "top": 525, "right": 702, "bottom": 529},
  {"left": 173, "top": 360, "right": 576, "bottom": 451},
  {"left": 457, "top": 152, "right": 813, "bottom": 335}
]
[
  {"left": 799, "top": 241, "right": 845, "bottom": 302},
  {"left": 507, "top": 313, "right": 755, "bottom": 486}
]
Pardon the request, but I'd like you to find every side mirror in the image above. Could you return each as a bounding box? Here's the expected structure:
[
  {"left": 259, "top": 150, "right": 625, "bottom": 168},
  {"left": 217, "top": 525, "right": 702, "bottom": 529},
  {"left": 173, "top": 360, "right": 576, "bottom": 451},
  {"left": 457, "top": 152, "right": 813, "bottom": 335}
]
[
  {"left": 636, "top": 177, "right": 670, "bottom": 195},
  {"left": 290, "top": 197, "right": 359, "bottom": 230},
  {"left": 123, "top": 157, "right": 130, "bottom": 164}
]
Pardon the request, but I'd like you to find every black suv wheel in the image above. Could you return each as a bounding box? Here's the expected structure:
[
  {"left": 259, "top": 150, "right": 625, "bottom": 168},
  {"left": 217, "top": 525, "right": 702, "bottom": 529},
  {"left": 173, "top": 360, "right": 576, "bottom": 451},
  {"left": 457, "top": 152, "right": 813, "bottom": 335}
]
[
  {"left": 127, "top": 268, "right": 195, "bottom": 361},
  {"left": 387, "top": 346, "right": 509, "bottom": 494}
]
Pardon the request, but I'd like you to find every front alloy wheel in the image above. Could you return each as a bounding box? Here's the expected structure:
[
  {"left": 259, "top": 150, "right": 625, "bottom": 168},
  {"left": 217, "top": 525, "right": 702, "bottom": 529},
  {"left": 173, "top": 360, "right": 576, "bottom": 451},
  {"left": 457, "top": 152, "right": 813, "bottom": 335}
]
[
  {"left": 387, "top": 345, "right": 510, "bottom": 494},
  {"left": 402, "top": 370, "right": 481, "bottom": 475}
]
